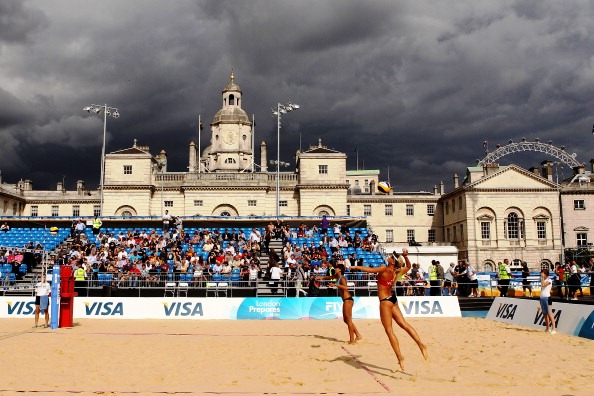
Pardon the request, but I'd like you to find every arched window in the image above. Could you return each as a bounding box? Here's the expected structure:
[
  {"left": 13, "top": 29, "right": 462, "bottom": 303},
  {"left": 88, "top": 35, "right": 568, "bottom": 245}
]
[
  {"left": 507, "top": 212, "right": 519, "bottom": 239},
  {"left": 229, "top": 94, "right": 235, "bottom": 105},
  {"left": 318, "top": 210, "right": 330, "bottom": 216},
  {"left": 220, "top": 211, "right": 231, "bottom": 216},
  {"left": 121, "top": 210, "right": 132, "bottom": 217}
]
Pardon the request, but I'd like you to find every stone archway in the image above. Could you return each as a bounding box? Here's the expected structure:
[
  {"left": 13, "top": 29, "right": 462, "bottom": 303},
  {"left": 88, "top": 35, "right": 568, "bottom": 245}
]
[
  {"left": 483, "top": 260, "right": 496, "bottom": 272},
  {"left": 312, "top": 205, "right": 335, "bottom": 217},
  {"left": 114, "top": 205, "right": 137, "bottom": 217},
  {"left": 211, "top": 204, "right": 238, "bottom": 216}
]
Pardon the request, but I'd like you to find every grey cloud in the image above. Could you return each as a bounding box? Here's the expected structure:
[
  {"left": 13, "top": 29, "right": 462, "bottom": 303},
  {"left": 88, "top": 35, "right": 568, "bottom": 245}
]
[{"left": 0, "top": 0, "right": 48, "bottom": 43}]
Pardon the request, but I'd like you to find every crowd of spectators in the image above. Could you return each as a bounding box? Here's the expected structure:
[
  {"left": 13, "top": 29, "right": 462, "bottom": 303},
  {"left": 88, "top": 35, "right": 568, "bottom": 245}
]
[
  {"left": 0, "top": 242, "right": 44, "bottom": 281},
  {"left": 43, "top": 218, "right": 386, "bottom": 292}
]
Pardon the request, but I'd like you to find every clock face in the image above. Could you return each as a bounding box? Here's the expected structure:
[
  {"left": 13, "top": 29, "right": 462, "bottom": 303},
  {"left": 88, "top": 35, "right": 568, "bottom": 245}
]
[{"left": 223, "top": 131, "right": 236, "bottom": 145}]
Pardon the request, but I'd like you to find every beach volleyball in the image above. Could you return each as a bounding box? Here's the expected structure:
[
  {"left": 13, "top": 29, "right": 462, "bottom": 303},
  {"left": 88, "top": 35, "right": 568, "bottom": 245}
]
[{"left": 377, "top": 181, "right": 392, "bottom": 194}]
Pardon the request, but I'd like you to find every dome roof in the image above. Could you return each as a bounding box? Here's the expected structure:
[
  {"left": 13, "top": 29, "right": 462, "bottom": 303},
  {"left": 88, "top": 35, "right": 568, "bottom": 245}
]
[
  {"left": 213, "top": 107, "right": 251, "bottom": 124},
  {"left": 224, "top": 81, "right": 241, "bottom": 92},
  {"left": 201, "top": 145, "right": 212, "bottom": 157},
  {"left": 223, "top": 71, "right": 241, "bottom": 92}
]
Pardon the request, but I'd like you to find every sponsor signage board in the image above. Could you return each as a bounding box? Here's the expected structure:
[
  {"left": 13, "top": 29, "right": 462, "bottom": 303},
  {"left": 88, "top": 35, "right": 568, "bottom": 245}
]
[
  {"left": 486, "top": 297, "right": 594, "bottom": 339},
  {"left": 0, "top": 296, "right": 460, "bottom": 320}
]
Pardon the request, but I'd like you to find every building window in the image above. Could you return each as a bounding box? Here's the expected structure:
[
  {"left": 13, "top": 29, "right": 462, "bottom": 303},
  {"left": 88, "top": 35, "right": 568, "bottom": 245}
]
[
  {"left": 386, "top": 229, "right": 394, "bottom": 243},
  {"left": 220, "top": 211, "right": 231, "bottom": 216},
  {"left": 427, "top": 204, "right": 435, "bottom": 216},
  {"left": 537, "top": 221, "right": 546, "bottom": 239},
  {"left": 460, "top": 224, "right": 464, "bottom": 240},
  {"left": 428, "top": 229, "right": 436, "bottom": 243},
  {"left": 577, "top": 233, "right": 588, "bottom": 247},
  {"left": 279, "top": 200, "right": 288, "bottom": 207},
  {"left": 506, "top": 212, "right": 519, "bottom": 239},
  {"left": 574, "top": 199, "right": 585, "bottom": 210},
  {"left": 406, "top": 229, "right": 415, "bottom": 243},
  {"left": 355, "top": 180, "right": 359, "bottom": 187},
  {"left": 164, "top": 201, "right": 173, "bottom": 207},
  {"left": 346, "top": 205, "right": 350, "bottom": 216},
  {"left": 481, "top": 222, "right": 490, "bottom": 240},
  {"left": 453, "top": 226, "right": 457, "bottom": 242},
  {"left": 385, "top": 204, "right": 393, "bottom": 216},
  {"left": 225, "top": 158, "right": 236, "bottom": 164},
  {"left": 72, "top": 205, "right": 80, "bottom": 217},
  {"left": 123, "top": 165, "right": 132, "bottom": 175},
  {"left": 13, "top": 203, "right": 17, "bottom": 215},
  {"left": 318, "top": 165, "right": 328, "bottom": 174},
  {"left": 445, "top": 201, "right": 449, "bottom": 215},
  {"left": 51, "top": 205, "right": 59, "bottom": 217},
  {"left": 194, "top": 200, "right": 203, "bottom": 206},
  {"left": 93, "top": 205, "right": 101, "bottom": 217},
  {"left": 363, "top": 204, "right": 372, "bottom": 216},
  {"left": 30, "top": 205, "right": 38, "bottom": 216},
  {"left": 446, "top": 228, "right": 450, "bottom": 241},
  {"left": 458, "top": 196, "right": 463, "bottom": 210},
  {"left": 406, "top": 204, "right": 414, "bottom": 216},
  {"left": 248, "top": 200, "right": 257, "bottom": 207}
]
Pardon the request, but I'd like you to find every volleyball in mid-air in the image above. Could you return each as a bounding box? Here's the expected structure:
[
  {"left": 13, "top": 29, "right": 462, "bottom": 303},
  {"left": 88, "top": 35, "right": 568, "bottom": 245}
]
[
  {"left": 50, "top": 227, "right": 59, "bottom": 236},
  {"left": 377, "top": 181, "right": 392, "bottom": 194}
]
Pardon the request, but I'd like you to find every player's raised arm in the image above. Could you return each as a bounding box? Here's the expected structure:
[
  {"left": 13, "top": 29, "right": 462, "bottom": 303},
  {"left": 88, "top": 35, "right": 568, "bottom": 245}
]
[{"left": 350, "top": 265, "right": 383, "bottom": 274}]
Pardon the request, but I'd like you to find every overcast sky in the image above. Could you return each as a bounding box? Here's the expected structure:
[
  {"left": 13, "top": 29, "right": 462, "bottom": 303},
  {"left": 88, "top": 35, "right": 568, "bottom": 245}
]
[{"left": 1, "top": 0, "right": 594, "bottom": 192}]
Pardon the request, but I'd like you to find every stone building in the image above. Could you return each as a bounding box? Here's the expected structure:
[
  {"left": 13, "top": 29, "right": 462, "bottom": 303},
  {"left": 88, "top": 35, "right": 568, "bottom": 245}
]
[{"left": 440, "top": 163, "right": 563, "bottom": 270}]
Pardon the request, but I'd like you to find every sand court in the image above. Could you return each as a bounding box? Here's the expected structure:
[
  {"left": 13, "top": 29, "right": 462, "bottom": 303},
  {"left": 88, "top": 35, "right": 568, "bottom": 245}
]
[{"left": 0, "top": 317, "right": 593, "bottom": 395}]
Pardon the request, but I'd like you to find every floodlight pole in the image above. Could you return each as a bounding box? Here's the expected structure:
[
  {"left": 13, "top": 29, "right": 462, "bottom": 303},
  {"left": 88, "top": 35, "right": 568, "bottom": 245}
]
[
  {"left": 272, "top": 102, "right": 299, "bottom": 218},
  {"left": 83, "top": 104, "right": 120, "bottom": 217},
  {"left": 101, "top": 107, "right": 107, "bottom": 216}
]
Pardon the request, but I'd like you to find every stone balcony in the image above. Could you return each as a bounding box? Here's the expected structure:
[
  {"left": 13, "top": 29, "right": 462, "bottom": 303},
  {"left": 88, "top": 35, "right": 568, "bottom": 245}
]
[{"left": 153, "top": 172, "right": 298, "bottom": 188}]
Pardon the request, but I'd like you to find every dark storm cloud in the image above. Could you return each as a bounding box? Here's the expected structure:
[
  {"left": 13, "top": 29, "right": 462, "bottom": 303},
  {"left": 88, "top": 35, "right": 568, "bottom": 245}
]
[
  {"left": 0, "top": 1, "right": 47, "bottom": 43},
  {"left": 1, "top": 0, "right": 594, "bottom": 192}
]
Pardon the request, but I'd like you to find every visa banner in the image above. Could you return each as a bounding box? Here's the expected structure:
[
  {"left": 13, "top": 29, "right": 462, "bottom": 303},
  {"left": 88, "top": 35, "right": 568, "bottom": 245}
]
[
  {"left": 486, "top": 297, "right": 594, "bottom": 339},
  {"left": 1, "top": 296, "right": 461, "bottom": 320}
]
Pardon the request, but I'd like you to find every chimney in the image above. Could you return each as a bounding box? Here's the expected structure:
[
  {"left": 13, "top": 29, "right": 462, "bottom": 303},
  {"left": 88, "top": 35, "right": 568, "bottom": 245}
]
[
  {"left": 189, "top": 141, "right": 197, "bottom": 172},
  {"left": 573, "top": 165, "right": 585, "bottom": 175},
  {"left": 541, "top": 160, "right": 553, "bottom": 180},
  {"left": 56, "top": 181, "right": 63, "bottom": 191},
  {"left": 529, "top": 166, "right": 540, "bottom": 175},
  {"left": 23, "top": 180, "right": 33, "bottom": 191},
  {"left": 260, "top": 141, "right": 268, "bottom": 172},
  {"left": 433, "top": 184, "right": 438, "bottom": 195},
  {"left": 590, "top": 159, "right": 594, "bottom": 174},
  {"left": 76, "top": 180, "right": 85, "bottom": 195},
  {"left": 439, "top": 180, "right": 444, "bottom": 195},
  {"left": 453, "top": 173, "right": 459, "bottom": 189},
  {"left": 370, "top": 180, "right": 376, "bottom": 195},
  {"left": 484, "top": 163, "right": 500, "bottom": 176}
]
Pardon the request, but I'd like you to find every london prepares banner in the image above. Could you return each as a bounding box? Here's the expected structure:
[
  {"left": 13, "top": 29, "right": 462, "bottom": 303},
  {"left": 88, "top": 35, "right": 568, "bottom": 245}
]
[
  {"left": 486, "top": 297, "right": 594, "bottom": 340},
  {"left": 0, "top": 296, "right": 461, "bottom": 320}
]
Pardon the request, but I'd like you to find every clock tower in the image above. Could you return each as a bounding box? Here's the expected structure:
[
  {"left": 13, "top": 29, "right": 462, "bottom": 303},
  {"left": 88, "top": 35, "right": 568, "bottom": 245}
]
[{"left": 206, "top": 72, "right": 254, "bottom": 172}]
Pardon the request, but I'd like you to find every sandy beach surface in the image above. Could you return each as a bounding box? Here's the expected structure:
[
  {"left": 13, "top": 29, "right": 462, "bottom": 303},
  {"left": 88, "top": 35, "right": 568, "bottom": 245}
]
[{"left": 0, "top": 317, "right": 592, "bottom": 395}]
